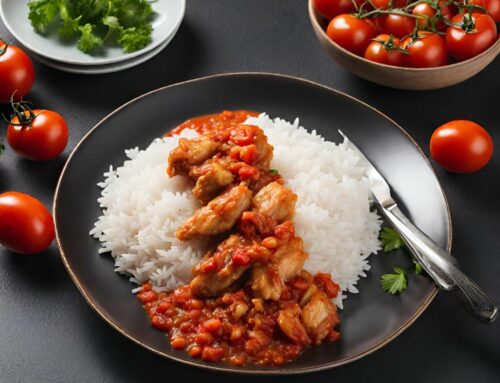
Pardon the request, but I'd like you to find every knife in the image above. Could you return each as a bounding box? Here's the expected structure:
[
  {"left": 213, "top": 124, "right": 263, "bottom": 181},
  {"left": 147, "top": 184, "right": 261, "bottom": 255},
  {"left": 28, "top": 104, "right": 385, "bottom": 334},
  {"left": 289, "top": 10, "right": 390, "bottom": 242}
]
[{"left": 339, "top": 130, "right": 497, "bottom": 323}]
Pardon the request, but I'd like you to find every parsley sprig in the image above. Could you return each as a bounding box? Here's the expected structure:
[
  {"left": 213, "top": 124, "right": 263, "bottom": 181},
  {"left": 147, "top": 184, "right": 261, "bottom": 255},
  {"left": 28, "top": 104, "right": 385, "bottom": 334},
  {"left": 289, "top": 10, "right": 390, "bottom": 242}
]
[
  {"left": 379, "top": 227, "right": 423, "bottom": 294},
  {"left": 28, "top": 0, "right": 154, "bottom": 54}
]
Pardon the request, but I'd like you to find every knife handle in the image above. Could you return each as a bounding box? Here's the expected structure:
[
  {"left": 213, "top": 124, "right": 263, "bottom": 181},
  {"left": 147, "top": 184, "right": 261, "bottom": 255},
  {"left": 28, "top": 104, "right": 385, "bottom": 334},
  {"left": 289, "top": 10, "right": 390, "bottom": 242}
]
[{"left": 381, "top": 205, "right": 498, "bottom": 323}]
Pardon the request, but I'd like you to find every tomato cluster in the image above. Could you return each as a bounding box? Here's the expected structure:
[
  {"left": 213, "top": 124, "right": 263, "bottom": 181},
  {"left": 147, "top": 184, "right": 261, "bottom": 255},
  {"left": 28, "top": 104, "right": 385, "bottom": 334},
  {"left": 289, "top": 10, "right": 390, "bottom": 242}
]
[{"left": 315, "top": 0, "right": 499, "bottom": 67}]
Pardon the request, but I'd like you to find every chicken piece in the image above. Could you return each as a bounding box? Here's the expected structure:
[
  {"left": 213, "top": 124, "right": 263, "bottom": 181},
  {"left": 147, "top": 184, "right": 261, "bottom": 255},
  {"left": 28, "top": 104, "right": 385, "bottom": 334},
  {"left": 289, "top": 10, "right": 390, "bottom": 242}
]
[
  {"left": 251, "top": 237, "right": 308, "bottom": 300},
  {"left": 277, "top": 304, "right": 311, "bottom": 346},
  {"left": 253, "top": 182, "right": 297, "bottom": 223},
  {"left": 252, "top": 126, "right": 274, "bottom": 170},
  {"left": 191, "top": 234, "right": 271, "bottom": 297},
  {"left": 176, "top": 185, "right": 252, "bottom": 240},
  {"left": 191, "top": 162, "right": 234, "bottom": 205},
  {"left": 301, "top": 290, "right": 340, "bottom": 345},
  {"left": 167, "top": 135, "right": 221, "bottom": 177}
]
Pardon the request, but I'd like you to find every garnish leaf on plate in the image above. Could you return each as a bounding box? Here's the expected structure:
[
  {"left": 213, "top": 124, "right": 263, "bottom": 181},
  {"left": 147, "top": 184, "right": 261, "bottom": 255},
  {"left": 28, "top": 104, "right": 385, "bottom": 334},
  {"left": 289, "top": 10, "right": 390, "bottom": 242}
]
[
  {"left": 380, "top": 227, "right": 404, "bottom": 252},
  {"left": 380, "top": 267, "right": 408, "bottom": 294}
]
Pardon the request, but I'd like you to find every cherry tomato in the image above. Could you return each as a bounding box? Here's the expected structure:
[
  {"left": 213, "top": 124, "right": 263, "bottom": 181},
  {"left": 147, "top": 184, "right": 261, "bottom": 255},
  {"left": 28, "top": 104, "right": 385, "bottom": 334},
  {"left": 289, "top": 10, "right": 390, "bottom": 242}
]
[
  {"left": 364, "top": 34, "right": 406, "bottom": 66},
  {"left": 313, "top": 0, "right": 363, "bottom": 20},
  {"left": 401, "top": 31, "right": 449, "bottom": 67},
  {"left": 327, "top": 14, "right": 377, "bottom": 56},
  {"left": 375, "top": 13, "right": 416, "bottom": 38},
  {"left": 371, "top": 0, "right": 408, "bottom": 9},
  {"left": 445, "top": 13, "right": 497, "bottom": 61},
  {"left": 469, "top": 0, "right": 500, "bottom": 22},
  {"left": 412, "top": 3, "right": 436, "bottom": 29},
  {"left": 0, "top": 41, "right": 35, "bottom": 103},
  {"left": 430, "top": 120, "right": 493, "bottom": 173},
  {"left": 0, "top": 192, "right": 54, "bottom": 255},
  {"left": 7, "top": 108, "right": 69, "bottom": 161}
]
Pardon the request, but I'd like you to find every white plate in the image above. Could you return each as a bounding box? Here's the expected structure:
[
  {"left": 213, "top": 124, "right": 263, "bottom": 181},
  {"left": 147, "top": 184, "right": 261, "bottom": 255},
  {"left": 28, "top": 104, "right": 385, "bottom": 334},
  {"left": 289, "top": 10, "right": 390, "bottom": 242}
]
[
  {"left": 23, "top": 24, "right": 178, "bottom": 74},
  {"left": 0, "top": 0, "right": 185, "bottom": 66}
]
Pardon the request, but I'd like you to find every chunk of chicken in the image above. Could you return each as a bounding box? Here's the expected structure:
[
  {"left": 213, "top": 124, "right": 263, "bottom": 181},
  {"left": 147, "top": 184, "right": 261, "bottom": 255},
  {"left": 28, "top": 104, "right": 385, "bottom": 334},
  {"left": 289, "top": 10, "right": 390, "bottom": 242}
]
[
  {"left": 167, "top": 135, "right": 221, "bottom": 177},
  {"left": 191, "top": 234, "right": 271, "bottom": 297},
  {"left": 191, "top": 162, "right": 234, "bottom": 204},
  {"left": 253, "top": 182, "right": 297, "bottom": 223},
  {"left": 251, "top": 237, "right": 308, "bottom": 300},
  {"left": 277, "top": 304, "right": 311, "bottom": 346},
  {"left": 176, "top": 185, "right": 252, "bottom": 240},
  {"left": 301, "top": 290, "right": 340, "bottom": 345},
  {"left": 252, "top": 126, "right": 274, "bottom": 170}
]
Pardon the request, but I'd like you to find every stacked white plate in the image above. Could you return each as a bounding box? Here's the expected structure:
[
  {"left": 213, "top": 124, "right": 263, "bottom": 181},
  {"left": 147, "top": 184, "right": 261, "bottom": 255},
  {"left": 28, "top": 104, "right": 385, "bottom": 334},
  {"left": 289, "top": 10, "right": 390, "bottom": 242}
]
[{"left": 0, "top": 0, "right": 185, "bottom": 74}]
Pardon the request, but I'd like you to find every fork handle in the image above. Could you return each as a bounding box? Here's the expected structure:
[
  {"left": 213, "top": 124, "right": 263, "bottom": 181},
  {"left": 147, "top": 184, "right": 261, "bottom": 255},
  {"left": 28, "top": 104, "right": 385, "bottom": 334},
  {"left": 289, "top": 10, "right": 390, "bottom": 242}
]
[{"left": 381, "top": 205, "right": 497, "bottom": 323}]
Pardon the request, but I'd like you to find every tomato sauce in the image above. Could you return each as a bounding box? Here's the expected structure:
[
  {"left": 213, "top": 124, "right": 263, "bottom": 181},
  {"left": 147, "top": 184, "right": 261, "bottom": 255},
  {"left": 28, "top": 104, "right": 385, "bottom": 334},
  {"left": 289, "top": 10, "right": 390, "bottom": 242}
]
[{"left": 166, "top": 110, "right": 259, "bottom": 136}]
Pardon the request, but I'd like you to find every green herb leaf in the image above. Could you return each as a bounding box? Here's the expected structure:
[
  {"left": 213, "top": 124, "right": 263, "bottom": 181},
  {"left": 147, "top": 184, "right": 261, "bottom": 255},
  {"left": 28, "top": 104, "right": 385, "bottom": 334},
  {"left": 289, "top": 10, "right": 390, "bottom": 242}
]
[
  {"left": 28, "top": 0, "right": 60, "bottom": 33},
  {"left": 380, "top": 227, "right": 404, "bottom": 252},
  {"left": 0, "top": 141, "right": 4, "bottom": 156},
  {"left": 413, "top": 259, "right": 423, "bottom": 275},
  {"left": 58, "top": 6, "right": 82, "bottom": 39},
  {"left": 117, "top": 24, "right": 152, "bottom": 53},
  {"left": 269, "top": 169, "right": 279, "bottom": 176},
  {"left": 78, "top": 23, "right": 103, "bottom": 53},
  {"left": 380, "top": 267, "right": 408, "bottom": 294}
]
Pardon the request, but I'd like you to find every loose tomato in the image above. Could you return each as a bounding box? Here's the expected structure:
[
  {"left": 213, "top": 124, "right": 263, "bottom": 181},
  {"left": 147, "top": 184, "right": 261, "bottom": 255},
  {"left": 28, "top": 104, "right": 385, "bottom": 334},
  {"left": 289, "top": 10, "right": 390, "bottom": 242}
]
[
  {"left": 445, "top": 13, "right": 497, "bottom": 61},
  {"left": 0, "top": 41, "right": 35, "bottom": 103},
  {"left": 375, "top": 13, "right": 416, "bottom": 38},
  {"left": 0, "top": 192, "right": 54, "bottom": 255},
  {"left": 469, "top": 0, "right": 500, "bottom": 22},
  {"left": 327, "top": 14, "right": 377, "bottom": 55},
  {"left": 364, "top": 34, "right": 406, "bottom": 66},
  {"left": 313, "top": 0, "right": 363, "bottom": 20},
  {"left": 430, "top": 120, "right": 493, "bottom": 173},
  {"left": 7, "top": 108, "right": 69, "bottom": 161},
  {"left": 401, "top": 31, "right": 449, "bottom": 67}
]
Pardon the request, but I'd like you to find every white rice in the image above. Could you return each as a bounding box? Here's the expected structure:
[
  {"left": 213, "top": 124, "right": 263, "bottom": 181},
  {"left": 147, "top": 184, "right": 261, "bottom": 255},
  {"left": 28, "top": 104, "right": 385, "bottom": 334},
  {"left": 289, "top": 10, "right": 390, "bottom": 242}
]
[{"left": 90, "top": 114, "right": 381, "bottom": 307}]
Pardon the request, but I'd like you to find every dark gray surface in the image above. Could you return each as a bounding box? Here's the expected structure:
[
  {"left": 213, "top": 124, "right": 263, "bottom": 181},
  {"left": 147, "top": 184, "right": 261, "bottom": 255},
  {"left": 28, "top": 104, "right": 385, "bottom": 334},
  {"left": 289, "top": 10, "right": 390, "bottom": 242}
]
[{"left": 0, "top": 1, "right": 498, "bottom": 382}]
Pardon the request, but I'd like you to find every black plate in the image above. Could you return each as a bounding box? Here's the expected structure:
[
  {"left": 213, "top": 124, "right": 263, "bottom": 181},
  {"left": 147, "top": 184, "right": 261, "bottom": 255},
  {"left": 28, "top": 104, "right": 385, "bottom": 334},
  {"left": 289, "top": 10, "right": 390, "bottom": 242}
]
[{"left": 54, "top": 73, "right": 451, "bottom": 374}]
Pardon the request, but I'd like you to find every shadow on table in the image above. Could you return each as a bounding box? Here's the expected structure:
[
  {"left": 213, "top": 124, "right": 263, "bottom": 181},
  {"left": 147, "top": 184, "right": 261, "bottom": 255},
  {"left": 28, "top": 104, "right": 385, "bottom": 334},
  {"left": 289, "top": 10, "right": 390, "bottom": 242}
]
[{"left": 34, "top": 21, "right": 205, "bottom": 111}]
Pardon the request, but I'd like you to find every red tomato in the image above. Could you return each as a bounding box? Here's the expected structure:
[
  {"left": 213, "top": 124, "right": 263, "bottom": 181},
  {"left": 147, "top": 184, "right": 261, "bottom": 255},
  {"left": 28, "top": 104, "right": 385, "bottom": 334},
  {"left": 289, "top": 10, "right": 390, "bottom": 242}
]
[
  {"left": 364, "top": 34, "right": 406, "bottom": 66},
  {"left": 7, "top": 109, "right": 69, "bottom": 161},
  {"left": 313, "top": 0, "right": 363, "bottom": 20},
  {"left": 430, "top": 120, "right": 493, "bottom": 173},
  {"left": 445, "top": 13, "right": 497, "bottom": 61},
  {"left": 401, "top": 31, "right": 449, "bottom": 67},
  {"left": 375, "top": 13, "right": 416, "bottom": 38},
  {"left": 469, "top": 0, "right": 500, "bottom": 22},
  {"left": 327, "top": 14, "right": 377, "bottom": 55},
  {"left": 412, "top": 3, "right": 436, "bottom": 28},
  {"left": 0, "top": 192, "right": 54, "bottom": 255},
  {"left": 371, "top": 0, "right": 407, "bottom": 9},
  {"left": 412, "top": 2, "right": 454, "bottom": 31},
  {"left": 0, "top": 41, "right": 35, "bottom": 103}
]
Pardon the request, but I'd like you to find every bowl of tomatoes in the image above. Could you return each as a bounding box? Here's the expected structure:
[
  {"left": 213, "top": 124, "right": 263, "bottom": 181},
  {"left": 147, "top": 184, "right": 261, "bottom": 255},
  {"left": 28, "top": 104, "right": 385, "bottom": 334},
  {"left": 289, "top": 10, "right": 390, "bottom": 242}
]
[{"left": 309, "top": 0, "right": 500, "bottom": 90}]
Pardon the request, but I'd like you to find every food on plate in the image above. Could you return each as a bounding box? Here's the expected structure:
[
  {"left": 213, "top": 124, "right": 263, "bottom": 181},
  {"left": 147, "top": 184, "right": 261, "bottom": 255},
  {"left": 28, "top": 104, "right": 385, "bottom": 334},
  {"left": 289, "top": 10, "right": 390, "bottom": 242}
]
[
  {"left": 28, "top": 0, "right": 154, "bottom": 54},
  {"left": 91, "top": 111, "right": 381, "bottom": 365},
  {"left": 6, "top": 99, "right": 69, "bottom": 161},
  {"left": 0, "top": 41, "right": 34, "bottom": 103},
  {"left": 316, "top": 0, "right": 499, "bottom": 67},
  {"left": 430, "top": 120, "right": 493, "bottom": 173},
  {"left": 445, "top": 13, "right": 497, "bottom": 61},
  {"left": 0, "top": 192, "right": 54, "bottom": 255},
  {"left": 363, "top": 34, "right": 406, "bottom": 66}
]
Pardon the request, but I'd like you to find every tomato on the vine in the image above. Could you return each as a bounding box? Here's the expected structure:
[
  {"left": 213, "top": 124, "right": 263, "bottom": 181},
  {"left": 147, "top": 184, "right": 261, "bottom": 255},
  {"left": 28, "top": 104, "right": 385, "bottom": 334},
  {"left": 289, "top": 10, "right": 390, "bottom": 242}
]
[
  {"left": 0, "top": 41, "right": 35, "bottom": 103},
  {"left": 364, "top": 34, "right": 406, "bottom": 66},
  {"left": 327, "top": 14, "right": 377, "bottom": 55},
  {"left": 314, "top": 0, "right": 363, "bottom": 20},
  {"left": 0, "top": 192, "right": 54, "bottom": 255},
  {"left": 469, "top": 0, "right": 500, "bottom": 22},
  {"left": 430, "top": 120, "right": 493, "bottom": 173},
  {"left": 375, "top": 13, "right": 416, "bottom": 38},
  {"left": 401, "top": 31, "right": 449, "bottom": 67},
  {"left": 371, "top": 0, "right": 408, "bottom": 9},
  {"left": 445, "top": 12, "right": 497, "bottom": 61},
  {"left": 6, "top": 101, "right": 69, "bottom": 161}
]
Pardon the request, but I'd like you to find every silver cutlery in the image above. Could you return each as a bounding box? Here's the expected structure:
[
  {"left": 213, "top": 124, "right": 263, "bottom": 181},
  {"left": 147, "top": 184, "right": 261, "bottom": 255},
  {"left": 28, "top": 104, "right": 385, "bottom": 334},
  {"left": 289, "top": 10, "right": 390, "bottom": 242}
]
[{"left": 339, "top": 130, "right": 497, "bottom": 323}]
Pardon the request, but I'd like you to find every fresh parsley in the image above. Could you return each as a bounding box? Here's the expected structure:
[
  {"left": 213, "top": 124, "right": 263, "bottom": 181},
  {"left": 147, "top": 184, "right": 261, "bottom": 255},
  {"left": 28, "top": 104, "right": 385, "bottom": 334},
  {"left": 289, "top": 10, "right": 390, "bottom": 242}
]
[
  {"left": 269, "top": 169, "right": 279, "bottom": 176},
  {"left": 28, "top": 0, "right": 154, "bottom": 54},
  {"left": 380, "top": 267, "right": 408, "bottom": 294},
  {"left": 380, "top": 227, "right": 404, "bottom": 252},
  {"left": 413, "top": 259, "right": 423, "bottom": 275}
]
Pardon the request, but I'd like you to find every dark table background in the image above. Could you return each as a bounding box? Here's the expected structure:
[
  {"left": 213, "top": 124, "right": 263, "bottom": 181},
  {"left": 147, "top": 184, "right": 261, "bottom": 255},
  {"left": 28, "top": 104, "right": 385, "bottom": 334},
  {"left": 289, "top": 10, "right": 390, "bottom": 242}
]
[{"left": 1, "top": 1, "right": 499, "bottom": 382}]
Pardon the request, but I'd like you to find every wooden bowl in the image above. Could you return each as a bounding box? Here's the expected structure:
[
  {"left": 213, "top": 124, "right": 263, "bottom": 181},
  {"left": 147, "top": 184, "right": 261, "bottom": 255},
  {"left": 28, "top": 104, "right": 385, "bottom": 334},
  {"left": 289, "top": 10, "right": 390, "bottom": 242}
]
[{"left": 308, "top": 0, "right": 500, "bottom": 90}]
